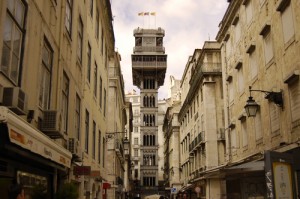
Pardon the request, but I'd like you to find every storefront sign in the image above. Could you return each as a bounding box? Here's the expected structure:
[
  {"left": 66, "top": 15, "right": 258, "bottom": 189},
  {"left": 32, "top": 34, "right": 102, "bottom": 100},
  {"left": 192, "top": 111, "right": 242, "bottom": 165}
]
[
  {"left": 73, "top": 166, "right": 91, "bottom": 176},
  {"left": 265, "top": 150, "right": 295, "bottom": 199},
  {"left": 6, "top": 118, "right": 71, "bottom": 168},
  {"left": 90, "top": 170, "right": 101, "bottom": 177}
]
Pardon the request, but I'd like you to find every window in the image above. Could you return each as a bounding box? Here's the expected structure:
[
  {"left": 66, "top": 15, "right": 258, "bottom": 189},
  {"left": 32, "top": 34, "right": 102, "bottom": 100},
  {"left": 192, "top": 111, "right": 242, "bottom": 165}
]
[
  {"left": 228, "top": 80, "right": 234, "bottom": 102},
  {"left": 262, "top": 28, "right": 274, "bottom": 65},
  {"left": 289, "top": 80, "right": 300, "bottom": 129},
  {"left": 104, "top": 88, "right": 106, "bottom": 116},
  {"left": 95, "top": 9, "right": 99, "bottom": 39},
  {"left": 143, "top": 135, "right": 155, "bottom": 146},
  {"left": 231, "top": 128, "right": 237, "bottom": 149},
  {"left": 280, "top": 2, "right": 294, "bottom": 44},
  {"left": 224, "top": 35, "right": 231, "bottom": 58},
  {"left": 134, "top": 138, "right": 138, "bottom": 145},
  {"left": 101, "top": 28, "right": 104, "bottom": 54},
  {"left": 1, "top": 0, "right": 26, "bottom": 84},
  {"left": 65, "top": 0, "right": 73, "bottom": 35},
  {"left": 93, "top": 121, "right": 96, "bottom": 159},
  {"left": 98, "top": 130, "right": 101, "bottom": 164},
  {"left": 87, "top": 43, "right": 91, "bottom": 82},
  {"left": 89, "top": 0, "right": 93, "bottom": 18},
  {"left": 134, "top": 127, "right": 138, "bottom": 133},
  {"left": 62, "top": 73, "right": 69, "bottom": 134},
  {"left": 85, "top": 110, "right": 89, "bottom": 153},
  {"left": 105, "top": 47, "right": 108, "bottom": 68},
  {"left": 245, "top": 0, "right": 253, "bottom": 24},
  {"left": 143, "top": 154, "right": 155, "bottom": 165},
  {"left": 234, "top": 19, "right": 241, "bottom": 43},
  {"left": 77, "top": 16, "right": 83, "bottom": 63},
  {"left": 99, "top": 76, "right": 102, "bottom": 108},
  {"left": 102, "top": 137, "right": 105, "bottom": 167},
  {"left": 39, "top": 39, "right": 53, "bottom": 110},
  {"left": 249, "top": 49, "right": 257, "bottom": 79},
  {"left": 94, "top": 62, "right": 97, "bottom": 97},
  {"left": 134, "top": 149, "right": 138, "bottom": 157},
  {"left": 241, "top": 118, "right": 248, "bottom": 147},
  {"left": 269, "top": 103, "right": 280, "bottom": 135},
  {"left": 75, "top": 94, "right": 81, "bottom": 140},
  {"left": 255, "top": 109, "right": 262, "bottom": 142},
  {"left": 237, "top": 64, "right": 244, "bottom": 93}
]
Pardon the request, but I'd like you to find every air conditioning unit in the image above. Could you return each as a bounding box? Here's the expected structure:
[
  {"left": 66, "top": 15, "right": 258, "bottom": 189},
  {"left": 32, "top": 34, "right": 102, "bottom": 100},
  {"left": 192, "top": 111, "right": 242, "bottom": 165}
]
[
  {"left": 41, "top": 110, "right": 63, "bottom": 138},
  {"left": 69, "top": 138, "right": 82, "bottom": 159},
  {"left": 2, "top": 87, "right": 27, "bottom": 115}
]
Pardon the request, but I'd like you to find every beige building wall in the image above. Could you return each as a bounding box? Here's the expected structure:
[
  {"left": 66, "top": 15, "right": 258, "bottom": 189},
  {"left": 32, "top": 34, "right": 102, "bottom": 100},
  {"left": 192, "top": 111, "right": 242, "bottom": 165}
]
[
  {"left": 217, "top": 0, "right": 300, "bottom": 198},
  {"left": 0, "top": 0, "right": 117, "bottom": 198},
  {"left": 178, "top": 42, "right": 225, "bottom": 198},
  {"left": 106, "top": 51, "right": 127, "bottom": 199}
]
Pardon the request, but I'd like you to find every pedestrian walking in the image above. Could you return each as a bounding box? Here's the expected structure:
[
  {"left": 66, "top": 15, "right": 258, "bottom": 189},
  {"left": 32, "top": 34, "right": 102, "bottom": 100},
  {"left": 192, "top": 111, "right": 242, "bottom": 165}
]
[{"left": 8, "top": 180, "right": 25, "bottom": 199}]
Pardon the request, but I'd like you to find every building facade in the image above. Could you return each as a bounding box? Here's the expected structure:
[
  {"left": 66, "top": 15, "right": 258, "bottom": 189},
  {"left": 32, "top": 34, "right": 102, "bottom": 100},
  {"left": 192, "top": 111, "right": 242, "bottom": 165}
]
[
  {"left": 126, "top": 90, "right": 169, "bottom": 198},
  {"left": 106, "top": 52, "right": 128, "bottom": 199},
  {"left": 216, "top": 0, "right": 300, "bottom": 198},
  {"left": 0, "top": 0, "right": 121, "bottom": 198},
  {"left": 177, "top": 42, "right": 225, "bottom": 199}
]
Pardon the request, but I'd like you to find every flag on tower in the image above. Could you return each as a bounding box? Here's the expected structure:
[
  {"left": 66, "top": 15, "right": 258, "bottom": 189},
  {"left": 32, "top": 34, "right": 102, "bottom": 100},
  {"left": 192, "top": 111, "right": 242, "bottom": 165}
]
[{"left": 138, "top": 12, "right": 144, "bottom": 16}]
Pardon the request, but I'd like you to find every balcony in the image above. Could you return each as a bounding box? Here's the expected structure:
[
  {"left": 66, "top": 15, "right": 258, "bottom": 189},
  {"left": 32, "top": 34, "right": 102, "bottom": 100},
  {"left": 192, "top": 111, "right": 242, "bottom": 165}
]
[
  {"left": 115, "top": 139, "right": 124, "bottom": 162},
  {"left": 134, "top": 28, "right": 165, "bottom": 35},
  {"left": 140, "top": 164, "right": 158, "bottom": 170},
  {"left": 189, "top": 62, "right": 222, "bottom": 86},
  {"left": 132, "top": 61, "right": 167, "bottom": 69},
  {"left": 133, "top": 46, "right": 165, "bottom": 53},
  {"left": 189, "top": 132, "right": 205, "bottom": 153}
]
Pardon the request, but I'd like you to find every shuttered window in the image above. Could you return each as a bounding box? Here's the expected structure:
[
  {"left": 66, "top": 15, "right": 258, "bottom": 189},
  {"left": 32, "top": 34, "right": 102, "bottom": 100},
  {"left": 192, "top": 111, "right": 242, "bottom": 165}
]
[
  {"left": 269, "top": 103, "right": 280, "bottom": 135},
  {"left": 289, "top": 81, "right": 300, "bottom": 128},
  {"left": 255, "top": 109, "right": 262, "bottom": 142}
]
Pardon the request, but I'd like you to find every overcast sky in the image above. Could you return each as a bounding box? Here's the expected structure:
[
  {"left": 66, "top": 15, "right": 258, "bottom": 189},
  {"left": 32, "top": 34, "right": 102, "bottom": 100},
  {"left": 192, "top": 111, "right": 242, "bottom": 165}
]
[{"left": 111, "top": 0, "right": 229, "bottom": 99}]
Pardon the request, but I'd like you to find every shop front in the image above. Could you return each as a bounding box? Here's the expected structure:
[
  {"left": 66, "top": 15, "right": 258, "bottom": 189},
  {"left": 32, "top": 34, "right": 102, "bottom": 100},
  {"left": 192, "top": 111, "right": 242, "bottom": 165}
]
[{"left": 0, "top": 107, "right": 72, "bottom": 199}]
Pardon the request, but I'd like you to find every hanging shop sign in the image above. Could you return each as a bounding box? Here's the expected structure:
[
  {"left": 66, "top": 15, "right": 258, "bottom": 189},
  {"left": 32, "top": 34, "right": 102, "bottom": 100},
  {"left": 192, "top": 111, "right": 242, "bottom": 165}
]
[{"left": 73, "top": 166, "right": 91, "bottom": 176}]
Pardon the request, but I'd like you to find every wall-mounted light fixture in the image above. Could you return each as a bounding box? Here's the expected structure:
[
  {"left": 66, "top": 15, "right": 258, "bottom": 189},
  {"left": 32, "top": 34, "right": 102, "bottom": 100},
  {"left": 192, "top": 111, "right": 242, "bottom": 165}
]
[
  {"left": 244, "top": 86, "right": 283, "bottom": 117},
  {"left": 105, "top": 129, "right": 128, "bottom": 142}
]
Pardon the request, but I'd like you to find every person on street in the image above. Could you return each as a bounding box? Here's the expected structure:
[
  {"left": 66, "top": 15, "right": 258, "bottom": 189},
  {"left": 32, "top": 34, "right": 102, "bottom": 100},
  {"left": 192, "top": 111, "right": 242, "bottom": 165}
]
[{"left": 8, "top": 181, "right": 25, "bottom": 199}]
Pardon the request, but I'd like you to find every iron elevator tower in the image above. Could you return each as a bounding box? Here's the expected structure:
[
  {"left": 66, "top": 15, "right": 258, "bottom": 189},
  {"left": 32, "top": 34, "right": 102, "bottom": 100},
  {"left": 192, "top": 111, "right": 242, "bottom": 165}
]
[{"left": 131, "top": 27, "right": 167, "bottom": 197}]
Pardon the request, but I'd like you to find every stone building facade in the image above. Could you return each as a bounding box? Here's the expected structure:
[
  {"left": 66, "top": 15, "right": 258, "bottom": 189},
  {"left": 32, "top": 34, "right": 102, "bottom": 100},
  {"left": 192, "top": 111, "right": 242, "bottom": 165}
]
[
  {"left": 0, "top": 0, "right": 124, "bottom": 198},
  {"left": 216, "top": 0, "right": 300, "bottom": 198},
  {"left": 177, "top": 42, "right": 225, "bottom": 199},
  {"left": 126, "top": 90, "right": 168, "bottom": 198}
]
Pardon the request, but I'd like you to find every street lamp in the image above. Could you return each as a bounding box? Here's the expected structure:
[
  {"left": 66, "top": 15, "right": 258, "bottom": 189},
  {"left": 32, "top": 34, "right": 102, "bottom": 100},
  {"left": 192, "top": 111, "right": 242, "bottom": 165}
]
[
  {"left": 123, "top": 135, "right": 130, "bottom": 155},
  {"left": 105, "top": 129, "right": 128, "bottom": 142},
  {"left": 244, "top": 86, "right": 283, "bottom": 117}
]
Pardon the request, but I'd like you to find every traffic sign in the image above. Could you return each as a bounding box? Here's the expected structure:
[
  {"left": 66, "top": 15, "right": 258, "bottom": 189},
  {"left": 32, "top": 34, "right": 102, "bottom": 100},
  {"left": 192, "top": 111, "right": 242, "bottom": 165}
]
[{"left": 171, "top": 187, "right": 177, "bottom": 194}]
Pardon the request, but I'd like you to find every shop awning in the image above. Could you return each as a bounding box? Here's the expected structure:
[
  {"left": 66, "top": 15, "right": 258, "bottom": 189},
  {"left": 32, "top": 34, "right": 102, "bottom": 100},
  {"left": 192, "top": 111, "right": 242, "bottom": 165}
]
[
  {"left": 0, "top": 107, "right": 72, "bottom": 168},
  {"left": 179, "top": 183, "right": 193, "bottom": 192},
  {"left": 226, "top": 160, "right": 264, "bottom": 171}
]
